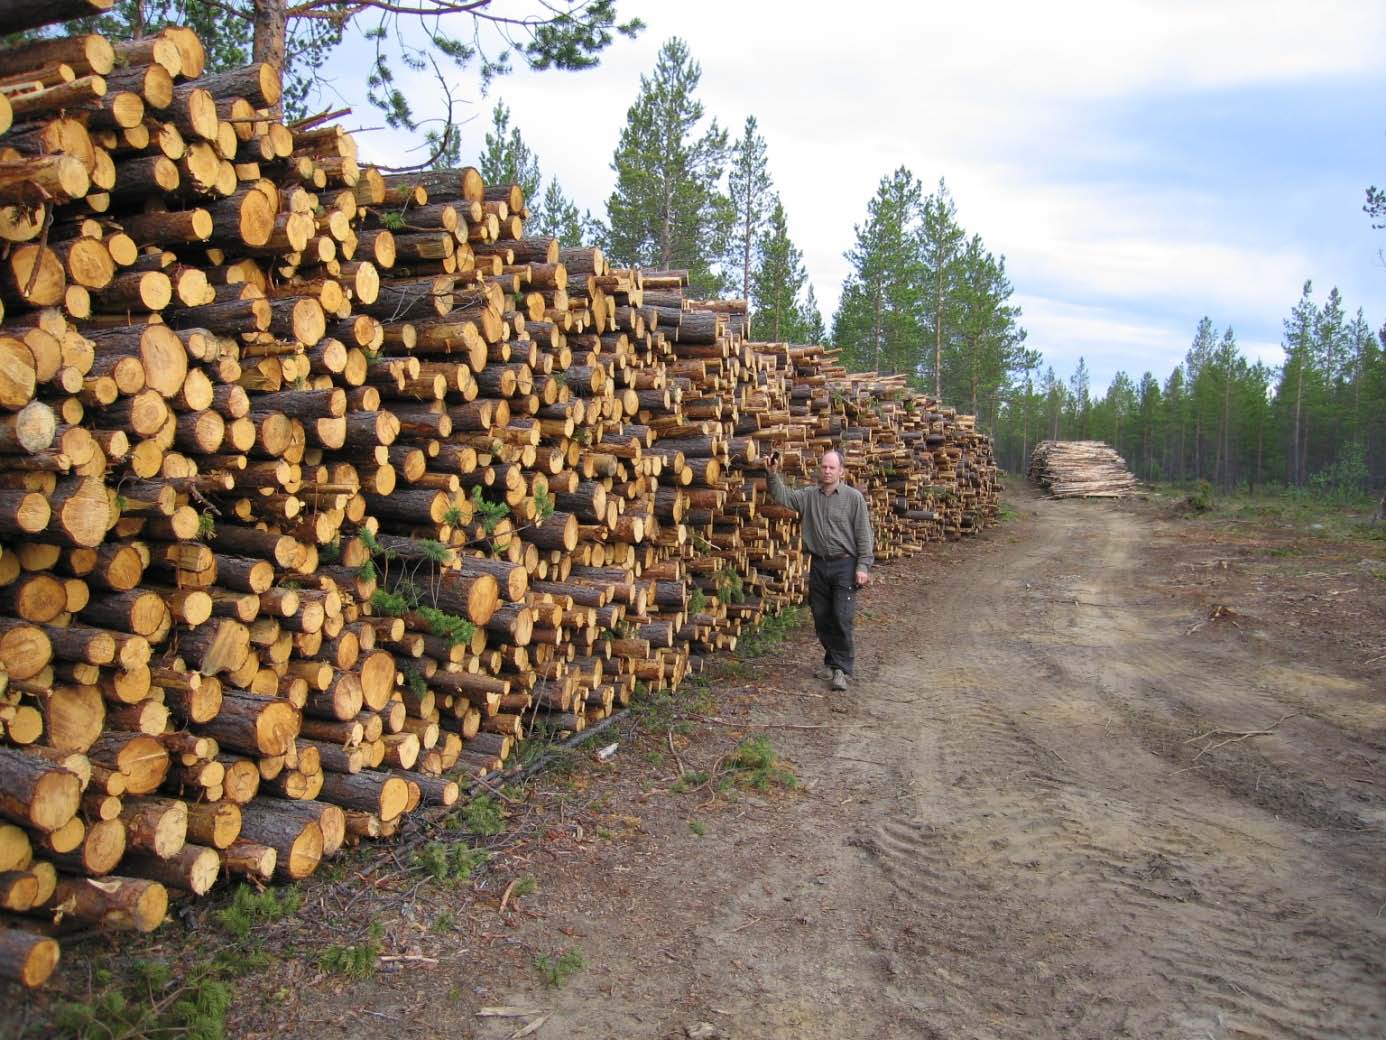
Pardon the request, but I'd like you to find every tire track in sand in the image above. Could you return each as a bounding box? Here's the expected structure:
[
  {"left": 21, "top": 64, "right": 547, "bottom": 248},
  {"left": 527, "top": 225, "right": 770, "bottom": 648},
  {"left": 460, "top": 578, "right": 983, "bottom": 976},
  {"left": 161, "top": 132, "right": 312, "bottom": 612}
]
[{"left": 846, "top": 498, "right": 1386, "bottom": 1038}]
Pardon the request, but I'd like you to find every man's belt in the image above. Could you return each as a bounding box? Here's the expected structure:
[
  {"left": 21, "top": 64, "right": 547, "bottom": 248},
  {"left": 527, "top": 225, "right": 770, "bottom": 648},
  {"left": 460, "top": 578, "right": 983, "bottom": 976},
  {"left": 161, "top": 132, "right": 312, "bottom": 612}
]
[{"left": 809, "top": 553, "right": 852, "bottom": 562}]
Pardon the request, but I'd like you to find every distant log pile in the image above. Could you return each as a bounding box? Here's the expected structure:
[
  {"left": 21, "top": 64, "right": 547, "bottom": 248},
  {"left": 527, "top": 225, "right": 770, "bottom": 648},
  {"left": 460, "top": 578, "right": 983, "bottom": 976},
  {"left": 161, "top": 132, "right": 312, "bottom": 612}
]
[
  {"left": 1028, "top": 440, "right": 1139, "bottom": 498},
  {"left": 0, "top": 16, "right": 999, "bottom": 988}
]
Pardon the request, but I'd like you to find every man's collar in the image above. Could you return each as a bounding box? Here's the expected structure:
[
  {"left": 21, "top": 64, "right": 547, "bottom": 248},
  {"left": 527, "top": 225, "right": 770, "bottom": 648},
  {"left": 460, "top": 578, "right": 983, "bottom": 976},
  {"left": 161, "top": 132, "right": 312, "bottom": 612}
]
[{"left": 816, "top": 482, "right": 841, "bottom": 495}]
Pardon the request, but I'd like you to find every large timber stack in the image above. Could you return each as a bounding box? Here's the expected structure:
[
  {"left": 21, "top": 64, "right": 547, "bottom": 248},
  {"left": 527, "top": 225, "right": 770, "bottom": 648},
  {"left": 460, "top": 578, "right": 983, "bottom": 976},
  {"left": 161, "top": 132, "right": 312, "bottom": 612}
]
[
  {"left": 0, "top": 12, "right": 999, "bottom": 989},
  {"left": 1028, "top": 440, "right": 1138, "bottom": 498}
]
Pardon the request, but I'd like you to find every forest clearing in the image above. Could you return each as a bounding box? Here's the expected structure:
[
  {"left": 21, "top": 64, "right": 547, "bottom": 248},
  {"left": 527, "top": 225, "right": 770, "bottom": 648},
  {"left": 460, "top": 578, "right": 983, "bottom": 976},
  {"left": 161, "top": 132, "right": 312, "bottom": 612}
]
[
  {"left": 0, "top": 2, "right": 1383, "bottom": 1037},
  {"left": 8, "top": 482, "right": 1383, "bottom": 1038}
]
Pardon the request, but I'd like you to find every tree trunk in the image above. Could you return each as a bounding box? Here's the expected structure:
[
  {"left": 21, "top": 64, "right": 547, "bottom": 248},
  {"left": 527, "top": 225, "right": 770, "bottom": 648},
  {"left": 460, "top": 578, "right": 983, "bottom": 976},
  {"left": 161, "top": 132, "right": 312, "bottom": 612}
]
[{"left": 251, "top": 1, "right": 287, "bottom": 114}]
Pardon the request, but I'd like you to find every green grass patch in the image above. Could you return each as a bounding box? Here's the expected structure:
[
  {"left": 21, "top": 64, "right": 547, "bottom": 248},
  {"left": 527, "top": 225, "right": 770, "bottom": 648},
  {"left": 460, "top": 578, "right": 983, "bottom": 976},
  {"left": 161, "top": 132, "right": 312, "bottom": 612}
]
[
  {"left": 534, "top": 949, "right": 585, "bottom": 988},
  {"left": 459, "top": 793, "right": 506, "bottom": 835},
  {"left": 318, "top": 921, "right": 384, "bottom": 979},
  {"left": 53, "top": 959, "right": 232, "bottom": 1040},
  {"left": 1184, "top": 479, "right": 1214, "bottom": 513},
  {"left": 214, "top": 884, "right": 301, "bottom": 939},
  {"left": 432, "top": 909, "right": 457, "bottom": 933},
  {"left": 689, "top": 819, "right": 706, "bottom": 836},
  {"left": 630, "top": 686, "right": 680, "bottom": 731},
  {"left": 723, "top": 735, "right": 799, "bottom": 791},
  {"left": 411, "top": 841, "right": 490, "bottom": 885},
  {"left": 1159, "top": 482, "right": 1382, "bottom": 543},
  {"left": 670, "top": 770, "right": 710, "bottom": 793},
  {"left": 736, "top": 605, "right": 806, "bottom": 657}
]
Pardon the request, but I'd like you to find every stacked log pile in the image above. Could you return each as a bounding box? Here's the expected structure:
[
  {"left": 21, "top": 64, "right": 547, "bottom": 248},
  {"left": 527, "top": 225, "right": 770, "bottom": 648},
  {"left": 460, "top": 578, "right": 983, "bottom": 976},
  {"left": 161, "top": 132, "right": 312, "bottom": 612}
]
[
  {"left": 1027, "top": 440, "right": 1139, "bottom": 498},
  {"left": 0, "top": 15, "right": 999, "bottom": 988}
]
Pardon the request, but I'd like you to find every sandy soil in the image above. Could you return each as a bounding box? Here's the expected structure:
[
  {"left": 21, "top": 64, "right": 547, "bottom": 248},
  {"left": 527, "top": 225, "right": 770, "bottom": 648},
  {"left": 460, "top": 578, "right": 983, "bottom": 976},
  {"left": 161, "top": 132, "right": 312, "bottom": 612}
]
[{"left": 15, "top": 484, "right": 1386, "bottom": 1039}]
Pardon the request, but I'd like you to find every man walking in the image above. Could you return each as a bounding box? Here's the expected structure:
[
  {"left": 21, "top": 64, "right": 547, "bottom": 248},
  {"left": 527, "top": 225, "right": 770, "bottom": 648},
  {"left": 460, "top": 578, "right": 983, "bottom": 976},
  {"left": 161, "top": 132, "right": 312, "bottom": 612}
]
[{"left": 766, "top": 449, "right": 875, "bottom": 697}]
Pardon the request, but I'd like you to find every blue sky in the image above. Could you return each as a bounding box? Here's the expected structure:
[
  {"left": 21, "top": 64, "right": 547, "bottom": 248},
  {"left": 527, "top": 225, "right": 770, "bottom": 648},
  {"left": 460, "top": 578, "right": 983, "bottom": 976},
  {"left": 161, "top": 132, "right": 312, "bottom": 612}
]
[{"left": 316, "top": 1, "right": 1386, "bottom": 396}]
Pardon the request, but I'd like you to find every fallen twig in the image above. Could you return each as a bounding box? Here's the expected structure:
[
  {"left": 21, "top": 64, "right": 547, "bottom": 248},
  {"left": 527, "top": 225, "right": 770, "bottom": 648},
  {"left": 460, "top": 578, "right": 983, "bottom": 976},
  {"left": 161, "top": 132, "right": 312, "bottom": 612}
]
[
  {"left": 507, "top": 1016, "right": 551, "bottom": 1040},
  {"left": 498, "top": 878, "right": 519, "bottom": 915},
  {"left": 479, "top": 1006, "right": 550, "bottom": 1018},
  {"left": 668, "top": 728, "right": 686, "bottom": 777},
  {"left": 1184, "top": 712, "right": 1299, "bottom": 763},
  {"left": 684, "top": 714, "right": 844, "bottom": 731},
  {"left": 1186, "top": 603, "right": 1241, "bottom": 635}
]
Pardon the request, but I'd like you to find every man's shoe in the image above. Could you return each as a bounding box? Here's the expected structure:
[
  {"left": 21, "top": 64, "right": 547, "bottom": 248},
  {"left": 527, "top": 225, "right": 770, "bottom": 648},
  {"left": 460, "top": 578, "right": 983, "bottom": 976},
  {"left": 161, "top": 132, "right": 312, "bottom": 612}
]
[
  {"left": 814, "top": 666, "right": 833, "bottom": 681},
  {"left": 831, "top": 669, "right": 848, "bottom": 692}
]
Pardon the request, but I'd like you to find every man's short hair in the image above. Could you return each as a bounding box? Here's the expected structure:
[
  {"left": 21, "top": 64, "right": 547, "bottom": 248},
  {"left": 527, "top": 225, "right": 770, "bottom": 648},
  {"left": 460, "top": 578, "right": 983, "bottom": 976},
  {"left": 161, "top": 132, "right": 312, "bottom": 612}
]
[{"left": 821, "top": 449, "right": 843, "bottom": 466}]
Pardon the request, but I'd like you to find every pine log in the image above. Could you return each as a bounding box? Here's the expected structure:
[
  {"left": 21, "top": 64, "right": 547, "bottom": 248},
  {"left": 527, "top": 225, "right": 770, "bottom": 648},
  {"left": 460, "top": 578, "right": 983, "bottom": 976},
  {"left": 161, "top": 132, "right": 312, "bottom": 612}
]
[
  {"left": 122, "top": 843, "right": 219, "bottom": 894},
  {"left": 195, "top": 688, "right": 298, "bottom": 756},
  {"left": 317, "top": 770, "right": 409, "bottom": 821},
  {"left": 235, "top": 800, "right": 321, "bottom": 880},
  {"left": 47, "top": 875, "right": 167, "bottom": 932},
  {"left": 0, "top": 747, "right": 80, "bottom": 833},
  {"left": 0, "top": 928, "right": 59, "bottom": 988}
]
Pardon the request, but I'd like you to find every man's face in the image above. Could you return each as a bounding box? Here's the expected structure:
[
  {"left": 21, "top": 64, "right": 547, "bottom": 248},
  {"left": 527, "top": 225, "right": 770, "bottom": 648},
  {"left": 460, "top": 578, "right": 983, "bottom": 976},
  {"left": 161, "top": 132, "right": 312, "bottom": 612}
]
[{"left": 818, "top": 453, "right": 843, "bottom": 488}]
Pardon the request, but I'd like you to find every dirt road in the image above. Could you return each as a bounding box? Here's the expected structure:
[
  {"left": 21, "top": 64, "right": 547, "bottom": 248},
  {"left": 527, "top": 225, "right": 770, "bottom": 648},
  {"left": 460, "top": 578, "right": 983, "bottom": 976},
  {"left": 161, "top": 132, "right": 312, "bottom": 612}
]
[{"left": 438, "top": 485, "right": 1385, "bottom": 1040}]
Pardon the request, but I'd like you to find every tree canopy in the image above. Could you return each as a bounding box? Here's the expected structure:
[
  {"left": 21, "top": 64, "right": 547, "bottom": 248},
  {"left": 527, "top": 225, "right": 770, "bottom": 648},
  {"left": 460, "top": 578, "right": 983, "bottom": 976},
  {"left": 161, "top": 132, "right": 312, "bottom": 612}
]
[
  {"left": 60, "top": 0, "right": 642, "bottom": 143},
  {"left": 987, "top": 281, "right": 1386, "bottom": 497},
  {"left": 727, "top": 115, "right": 773, "bottom": 301},
  {"left": 475, "top": 99, "right": 586, "bottom": 243},
  {"left": 600, "top": 37, "right": 731, "bottom": 295},
  {"left": 751, "top": 197, "right": 813, "bottom": 342}
]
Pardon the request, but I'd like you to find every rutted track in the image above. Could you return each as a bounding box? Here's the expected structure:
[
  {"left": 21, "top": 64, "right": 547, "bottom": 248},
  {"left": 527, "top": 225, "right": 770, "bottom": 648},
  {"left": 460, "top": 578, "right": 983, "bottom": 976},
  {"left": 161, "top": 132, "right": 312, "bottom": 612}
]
[{"left": 836, "top": 490, "right": 1386, "bottom": 1038}]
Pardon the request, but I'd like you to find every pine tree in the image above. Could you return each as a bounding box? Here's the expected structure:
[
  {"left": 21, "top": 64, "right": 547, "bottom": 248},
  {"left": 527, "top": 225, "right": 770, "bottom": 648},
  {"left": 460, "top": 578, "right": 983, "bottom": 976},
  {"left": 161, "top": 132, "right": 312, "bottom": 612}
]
[
  {"left": 1210, "top": 327, "right": 1242, "bottom": 488},
  {"left": 1014, "top": 347, "right": 1044, "bottom": 469},
  {"left": 1238, "top": 362, "right": 1275, "bottom": 492},
  {"left": 601, "top": 37, "right": 731, "bottom": 295},
  {"left": 1185, "top": 316, "right": 1218, "bottom": 480},
  {"left": 946, "top": 235, "right": 1025, "bottom": 425},
  {"left": 751, "top": 198, "right": 809, "bottom": 341},
  {"left": 1277, "top": 281, "right": 1319, "bottom": 485},
  {"left": 478, "top": 100, "right": 543, "bottom": 203},
  {"left": 1092, "top": 373, "right": 1137, "bottom": 462},
  {"left": 1346, "top": 308, "right": 1376, "bottom": 450},
  {"left": 918, "top": 179, "right": 968, "bottom": 397},
  {"left": 832, "top": 167, "right": 924, "bottom": 376},
  {"left": 1361, "top": 322, "right": 1386, "bottom": 481},
  {"left": 1040, "top": 366, "right": 1067, "bottom": 440},
  {"left": 1314, "top": 288, "right": 1350, "bottom": 462},
  {"left": 531, "top": 179, "right": 585, "bottom": 245},
  {"left": 800, "top": 285, "right": 827, "bottom": 345},
  {"left": 1069, "top": 358, "right": 1092, "bottom": 437},
  {"left": 1163, "top": 365, "right": 1187, "bottom": 480},
  {"left": 1135, "top": 372, "right": 1163, "bottom": 479},
  {"left": 727, "top": 116, "right": 774, "bottom": 301}
]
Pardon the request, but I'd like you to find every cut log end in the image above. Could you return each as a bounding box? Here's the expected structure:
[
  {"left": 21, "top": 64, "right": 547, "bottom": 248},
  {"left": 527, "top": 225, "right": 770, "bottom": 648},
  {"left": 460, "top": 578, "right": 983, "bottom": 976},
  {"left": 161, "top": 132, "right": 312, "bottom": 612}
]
[{"left": 0, "top": 929, "right": 59, "bottom": 988}]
